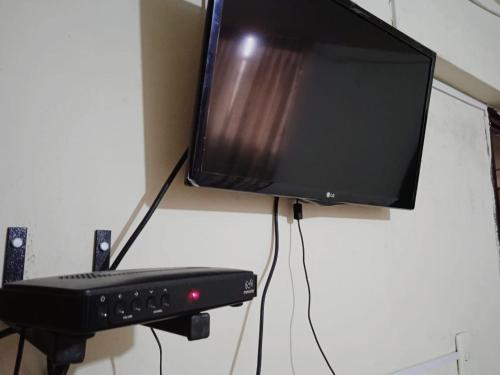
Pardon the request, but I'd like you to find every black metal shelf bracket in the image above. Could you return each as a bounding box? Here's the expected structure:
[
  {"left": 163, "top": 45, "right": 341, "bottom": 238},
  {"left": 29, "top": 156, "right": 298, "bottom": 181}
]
[
  {"left": 21, "top": 326, "right": 93, "bottom": 375},
  {"left": 93, "top": 230, "right": 111, "bottom": 272},
  {"left": 146, "top": 312, "right": 210, "bottom": 341},
  {"left": 3, "top": 227, "right": 27, "bottom": 285},
  {"left": 2, "top": 227, "right": 211, "bottom": 375},
  {"left": 2, "top": 227, "right": 92, "bottom": 375}
]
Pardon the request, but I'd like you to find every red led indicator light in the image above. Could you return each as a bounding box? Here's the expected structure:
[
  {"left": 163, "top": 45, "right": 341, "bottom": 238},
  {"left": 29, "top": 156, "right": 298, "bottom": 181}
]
[{"left": 188, "top": 290, "right": 201, "bottom": 302}]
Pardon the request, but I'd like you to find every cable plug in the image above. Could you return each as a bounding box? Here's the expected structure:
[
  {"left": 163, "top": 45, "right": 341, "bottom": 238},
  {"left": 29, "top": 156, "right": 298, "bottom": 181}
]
[{"left": 293, "top": 200, "right": 303, "bottom": 221}]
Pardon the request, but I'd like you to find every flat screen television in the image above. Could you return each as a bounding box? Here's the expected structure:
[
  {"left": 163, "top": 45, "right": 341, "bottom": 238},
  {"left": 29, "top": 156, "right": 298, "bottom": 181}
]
[{"left": 187, "top": 0, "right": 436, "bottom": 209}]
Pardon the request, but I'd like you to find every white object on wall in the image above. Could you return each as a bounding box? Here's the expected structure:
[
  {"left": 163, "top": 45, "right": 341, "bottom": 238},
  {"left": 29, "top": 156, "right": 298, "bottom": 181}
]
[
  {"left": 388, "top": 332, "right": 473, "bottom": 375},
  {"left": 388, "top": 351, "right": 460, "bottom": 375}
]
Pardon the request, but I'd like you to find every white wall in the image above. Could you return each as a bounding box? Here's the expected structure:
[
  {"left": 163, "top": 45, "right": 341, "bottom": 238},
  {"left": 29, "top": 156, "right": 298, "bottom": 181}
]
[
  {"left": 352, "top": 0, "right": 392, "bottom": 23},
  {"left": 357, "top": 0, "right": 500, "bottom": 107},
  {"left": 394, "top": 0, "right": 500, "bottom": 92},
  {"left": 1, "top": 1, "right": 500, "bottom": 375}
]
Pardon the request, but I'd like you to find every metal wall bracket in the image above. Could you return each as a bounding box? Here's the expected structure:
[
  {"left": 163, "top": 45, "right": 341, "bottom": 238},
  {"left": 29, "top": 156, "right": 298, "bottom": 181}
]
[
  {"left": 92, "top": 230, "right": 111, "bottom": 272},
  {"left": 146, "top": 313, "right": 210, "bottom": 341},
  {"left": 2, "top": 227, "right": 93, "bottom": 375},
  {"left": 21, "top": 327, "right": 93, "bottom": 365},
  {"left": 1, "top": 227, "right": 210, "bottom": 375},
  {"left": 5, "top": 323, "right": 94, "bottom": 375},
  {"left": 3, "top": 227, "right": 27, "bottom": 285}
]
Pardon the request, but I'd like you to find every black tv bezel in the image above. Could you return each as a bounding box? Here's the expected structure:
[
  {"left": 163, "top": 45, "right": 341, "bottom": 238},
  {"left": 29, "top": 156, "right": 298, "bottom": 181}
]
[{"left": 187, "top": 0, "right": 437, "bottom": 209}]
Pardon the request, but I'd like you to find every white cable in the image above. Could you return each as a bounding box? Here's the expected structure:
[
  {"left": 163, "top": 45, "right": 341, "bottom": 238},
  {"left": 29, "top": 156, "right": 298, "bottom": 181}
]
[{"left": 467, "top": 0, "right": 500, "bottom": 18}]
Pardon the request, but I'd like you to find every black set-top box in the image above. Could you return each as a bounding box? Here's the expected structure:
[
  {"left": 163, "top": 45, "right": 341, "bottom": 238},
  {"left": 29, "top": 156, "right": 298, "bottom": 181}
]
[{"left": 0, "top": 267, "right": 257, "bottom": 334}]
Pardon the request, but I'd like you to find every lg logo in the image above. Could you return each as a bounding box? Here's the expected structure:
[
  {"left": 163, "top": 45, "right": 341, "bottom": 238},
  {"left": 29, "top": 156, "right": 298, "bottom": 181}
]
[
  {"left": 245, "top": 279, "right": 254, "bottom": 290},
  {"left": 326, "top": 192, "right": 335, "bottom": 199}
]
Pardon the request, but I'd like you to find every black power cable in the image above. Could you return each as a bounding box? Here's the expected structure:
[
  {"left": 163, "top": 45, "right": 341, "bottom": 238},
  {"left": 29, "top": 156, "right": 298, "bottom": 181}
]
[
  {"left": 150, "top": 328, "right": 163, "bottom": 375},
  {"left": 110, "top": 148, "right": 188, "bottom": 270},
  {"left": 256, "top": 197, "right": 280, "bottom": 375},
  {"left": 294, "top": 201, "right": 337, "bottom": 375},
  {"left": 13, "top": 335, "right": 25, "bottom": 375}
]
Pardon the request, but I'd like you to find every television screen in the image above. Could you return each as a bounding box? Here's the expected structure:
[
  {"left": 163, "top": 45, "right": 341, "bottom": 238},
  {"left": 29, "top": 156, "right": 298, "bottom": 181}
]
[{"left": 188, "top": 0, "right": 436, "bottom": 209}]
